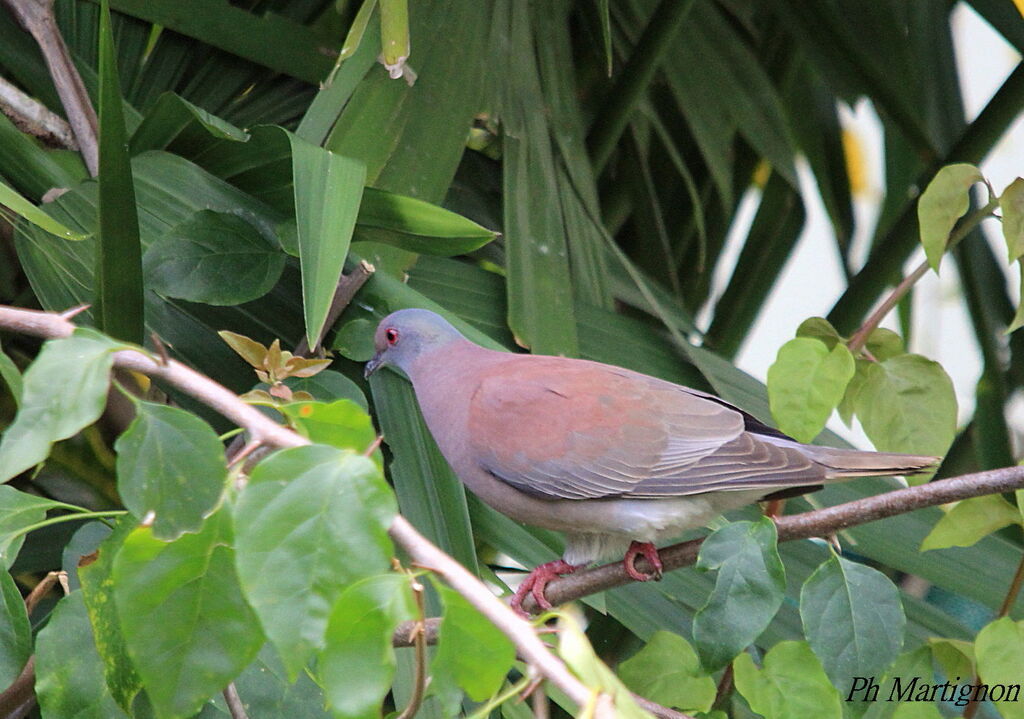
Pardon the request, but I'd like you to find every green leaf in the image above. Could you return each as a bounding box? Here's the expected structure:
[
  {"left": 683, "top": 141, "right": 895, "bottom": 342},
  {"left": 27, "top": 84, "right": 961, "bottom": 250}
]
[
  {"left": 796, "top": 317, "right": 844, "bottom": 350},
  {"left": 865, "top": 328, "right": 906, "bottom": 361},
  {"left": 223, "top": 644, "right": 331, "bottom": 717},
  {"left": 0, "top": 570, "right": 30, "bottom": 686},
  {"left": 692, "top": 518, "right": 786, "bottom": 672},
  {"left": 557, "top": 613, "right": 651, "bottom": 719},
  {"left": 354, "top": 187, "right": 497, "bottom": 256},
  {"left": 838, "top": 358, "right": 872, "bottom": 427},
  {"left": 78, "top": 519, "right": 144, "bottom": 711},
  {"left": 318, "top": 573, "right": 415, "bottom": 718},
  {"left": 617, "top": 631, "right": 716, "bottom": 713},
  {"left": 767, "top": 338, "right": 855, "bottom": 443},
  {"left": 1001, "top": 177, "right": 1024, "bottom": 262},
  {"left": 429, "top": 580, "right": 515, "bottom": 710},
  {"left": 853, "top": 354, "right": 957, "bottom": 474},
  {"left": 918, "top": 163, "right": 984, "bottom": 272},
  {"left": 114, "top": 400, "right": 228, "bottom": 541},
  {"left": 278, "top": 401, "right": 380, "bottom": 463},
  {"left": 291, "top": 134, "right": 367, "bottom": 350},
  {"left": 143, "top": 210, "right": 285, "bottom": 306},
  {"left": 34, "top": 592, "right": 129, "bottom": 718},
  {"left": 281, "top": 370, "right": 368, "bottom": 410},
  {"left": 332, "top": 317, "right": 377, "bottom": 362},
  {"left": 0, "top": 329, "right": 121, "bottom": 483},
  {"left": 1010, "top": 258, "right": 1024, "bottom": 334},
  {"left": 733, "top": 641, "right": 842, "bottom": 719},
  {"left": 975, "top": 617, "right": 1024, "bottom": 719},
  {"left": 112, "top": 511, "right": 263, "bottom": 719},
  {"left": 928, "top": 638, "right": 975, "bottom": 685},
  {"left": 234, "top": 445, "right": 395, "bottom": 679},
  {"left": 800, "top": 554, "right": 905, "bottom": 701},
  {"left": 0, "top": 339, "right": 22, "bottom": 407},
  {"left": 96, "top": 0, "right": 144, "bottom": 344},
  {"left": 337, "top": 0, "right": 378, "bottom": 64},
  {"left": 0, "top": 180, "right": 88, "bottom": 241},
  {"left": 129, "top": 92, "right": 249, "bottom": 156},
  {"left": 920, "top": 494, "right": 1022, "bottom": 551},
  {"left": 0, "top": 486, "right": 65, "bottom": 569}
]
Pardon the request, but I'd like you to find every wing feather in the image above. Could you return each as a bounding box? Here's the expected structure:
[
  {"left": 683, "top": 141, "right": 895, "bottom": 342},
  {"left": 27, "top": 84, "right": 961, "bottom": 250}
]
[{"left": 470, "top": 357, "right": 824, "bottom": 500}]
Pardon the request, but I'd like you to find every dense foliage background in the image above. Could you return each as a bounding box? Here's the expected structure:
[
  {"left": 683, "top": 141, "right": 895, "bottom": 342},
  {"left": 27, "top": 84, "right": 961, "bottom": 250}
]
[{"left": 1, "top": 0, "right": 1024, "bottom": 718}]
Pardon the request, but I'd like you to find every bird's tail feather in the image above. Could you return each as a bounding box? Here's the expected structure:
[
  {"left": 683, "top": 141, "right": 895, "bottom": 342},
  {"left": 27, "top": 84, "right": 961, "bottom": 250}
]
[{"left": 800, "top": 445, "right": 939, "bottom": 478}]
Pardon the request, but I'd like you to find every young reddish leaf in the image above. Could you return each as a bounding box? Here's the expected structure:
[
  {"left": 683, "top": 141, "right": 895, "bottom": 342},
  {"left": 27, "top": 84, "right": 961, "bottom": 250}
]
[{"left": 218, "top": 330, "right": 268, "bottom": 369}]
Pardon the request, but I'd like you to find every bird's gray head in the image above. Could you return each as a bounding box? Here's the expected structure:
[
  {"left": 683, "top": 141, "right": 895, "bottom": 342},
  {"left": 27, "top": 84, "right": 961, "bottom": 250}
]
[{"left": 364, "top": 309, "right": 464, "bottom": 378}]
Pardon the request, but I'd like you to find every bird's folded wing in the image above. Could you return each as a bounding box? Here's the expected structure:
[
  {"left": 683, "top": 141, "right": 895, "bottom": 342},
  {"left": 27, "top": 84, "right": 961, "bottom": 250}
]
[{"left": 469, "top": 360, "right": 823, "bottom": 500}]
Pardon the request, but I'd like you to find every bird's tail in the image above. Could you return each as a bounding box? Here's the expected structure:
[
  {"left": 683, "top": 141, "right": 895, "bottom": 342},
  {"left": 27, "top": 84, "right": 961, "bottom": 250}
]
[{"left": 798, "top": 444, "right": 940, "bottom": 478}]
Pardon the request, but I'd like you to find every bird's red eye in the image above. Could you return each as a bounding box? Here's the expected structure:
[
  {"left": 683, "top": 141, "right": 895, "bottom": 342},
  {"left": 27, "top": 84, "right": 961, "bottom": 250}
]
[{"left": 385, "top": 328, "right": 399, "bottom": 345}]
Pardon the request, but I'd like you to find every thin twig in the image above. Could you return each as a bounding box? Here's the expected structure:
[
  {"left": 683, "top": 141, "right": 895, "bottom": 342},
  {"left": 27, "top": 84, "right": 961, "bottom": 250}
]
[
  {"left": 847, "top": 199, "right": 999, "bottom": 354},
  {"left": 0, "top": 656, "right": 35, "bottom": 719},
  {"left": 395, "top": 576, "right": 427, "bottom": 719},
  {"left": 295, "top": 260, "right": 376, "bottom": 356},
  {"left": 222, "top": 682, "right": 250, "bottom": 719},
  {"left": 2, "top": 0, "right": 98, "bottom": 174},
  {"left": 23, "top": 570, "right": 67, "bottom": 614}
]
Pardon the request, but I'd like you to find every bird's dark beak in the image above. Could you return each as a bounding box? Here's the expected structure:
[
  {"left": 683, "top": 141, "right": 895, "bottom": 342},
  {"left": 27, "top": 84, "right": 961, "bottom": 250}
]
[{"left": 364, "top": 352, "right": 384, "bottom": 379}]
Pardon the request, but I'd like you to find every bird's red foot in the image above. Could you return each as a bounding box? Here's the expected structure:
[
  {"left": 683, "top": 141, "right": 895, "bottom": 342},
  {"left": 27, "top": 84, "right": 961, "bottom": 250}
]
[
  {"left": 510, "top": 559, "right": 581, "bottom": 616},
  {"left": 623, "top": 541, "right": 663, "bottom": 581}
]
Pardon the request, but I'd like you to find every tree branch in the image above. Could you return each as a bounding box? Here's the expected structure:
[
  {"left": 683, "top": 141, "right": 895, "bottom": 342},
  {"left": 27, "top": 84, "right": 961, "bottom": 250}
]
[
  {"left": 0, "top": 304, "right": 614, "bottom": 719},
  {"left": 1, "top": 0, "right": 99, "bottom": 175}
]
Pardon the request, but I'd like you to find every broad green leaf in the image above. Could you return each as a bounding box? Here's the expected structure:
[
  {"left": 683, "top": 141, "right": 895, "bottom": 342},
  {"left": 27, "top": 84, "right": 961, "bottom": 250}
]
[
  {"left": 0, "top": 181, "right": 87, "bottom": 240},
  {"left": 34, "top": 592, "right": 129, "bottom": 718},
  {"left": 0, "top": 339, "right": 22, "bottom": 407},
  {"left": 800, "top": 554, "right": 905, "bottom": 702},
  {"left": 112, "top": 511, "right": 263, "bottom": 719},
  {"left": 379, "top": 0, "right": 410, "bottom": 76},
  {"left": 96, "top": 0, "right": 144, "bottom": 343},
  {"left": 920, "top": 494, "right": 1022, "bottom": 551},
  {"left": 78, "top": 519, "right": 143, "bottom": 711},
  {"left": 291, "top": 134, "right": 367, "bottom": 349},
  {"left": 220, "top": 644, "right": 331, "bottom": 717},
  {"left": 617, "top": 631, "right": 716, "bottom": 713},
  {"left": 693, "top": 518, "right": 786, "bottom": 672},
  {"left": 733, "top": 641, "right": 841, "bottom": 719},
  {"left": 234, "top": 445, "right": 395, "bottom": 678},
  {"left": 278, "top": 401, "right": 380, "bottom": 464},
  {"left": 0, "top": 329, "right": 121, "bottom": 483},
  {"left": 143, "top": 210, "right": 286, "bottom": 306},
  {"left": 1000, "top": 177, "right": 1024, "bottom": 262},
  {"left": 429, "top": 580, "right": 515, "bottom": 710},
  {"left": 928, "top": 638, "right": 975, "bottom": 685},
  {"left": 865, "top": 328, "right": 905, "bottom": 361},
  {"left": 114, "top": 400, "right": 228, "bottom": 540},
  {"left": 332, "top": 318, "right": 377, "bottom": 362},
  {"left": 557, "top": 613, "right": 651, "bottom": 719},
  {"left": 596, "top": 0, "right": 612, "bottom": 74},
  {"left": 796, "top": 317, "right": 844, "bottom": 350},
  {"left": 0, "top": 570, "right": 30, "bottom": 685},
  {"left": 975, "top": 617, "right": 1024, "bottom": 719},
  {"left": 129, "top": 92, "right": 249, "bottom": 156},
  {"left": 767, "top": 338, "right": 855, "bottom": 442},
  {"left": 318, "top": 573, "right": 415, "bottom": 719},
  {"left": 0, "top": 486, "right": 65, "bottom": 568},
  {"left": 891, "top": 702, "right": 944, "bottom": 719},
  {"left": 838, "top": 358, "right": 872, "bottom": 426},
  {"left": 918, "top": 163, "right": 984, "bottom": 272},
  {"left": 355, "top": 188, "right": 497, "bottom": 256},
  {"left": 854, "top": 354, "right": 957, "bottom": 475}
]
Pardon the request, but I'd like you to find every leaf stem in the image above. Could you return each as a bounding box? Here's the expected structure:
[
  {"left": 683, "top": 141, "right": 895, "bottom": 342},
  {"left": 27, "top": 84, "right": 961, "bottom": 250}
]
[
  {"left": 847, "top": 199, "right": 999, "bottom": 354},
  {"left": 12, "top": 510, "right": 126, "bottom": 540},
  {"left": 395, "top": 574, "right": 427, "bottom": 719}
]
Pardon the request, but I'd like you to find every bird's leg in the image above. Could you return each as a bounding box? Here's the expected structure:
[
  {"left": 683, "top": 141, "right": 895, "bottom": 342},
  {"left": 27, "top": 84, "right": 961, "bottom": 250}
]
[
  {"left": 623, "top": 541, "right": 663, "bottom": 581},
  {"left": 510, "top": 559, "right": 582, "bottom": 616}
]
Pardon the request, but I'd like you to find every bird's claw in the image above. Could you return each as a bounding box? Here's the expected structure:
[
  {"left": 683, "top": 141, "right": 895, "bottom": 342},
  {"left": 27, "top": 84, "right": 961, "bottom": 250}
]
[
  {"left": 624, "top": 541, "right": 663, "bottom": 582},
  {"left": 510, "top": 559, "right": 580, "bottom": 617}
]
